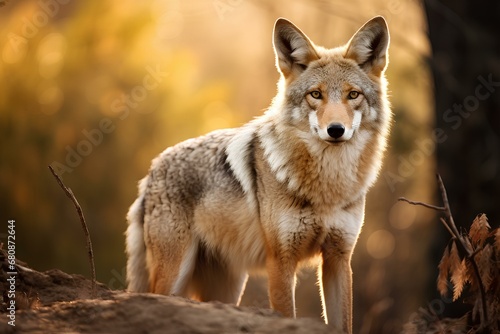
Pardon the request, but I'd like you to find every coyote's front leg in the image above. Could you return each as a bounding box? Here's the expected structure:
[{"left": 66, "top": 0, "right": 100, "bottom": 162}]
[
  {"left": 319, "top": 235, "right": 354, "bottom": 333},
  {"left": 266, "top": 252, "right": 298, "bottom": 318},
  {"left": 319, "top": 198, "right": 365, "bottom": 333}
]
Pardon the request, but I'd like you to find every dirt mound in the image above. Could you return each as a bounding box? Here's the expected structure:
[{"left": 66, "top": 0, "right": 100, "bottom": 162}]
[{"left": 0, "top": 249, "right": 331, "bottom": 333}]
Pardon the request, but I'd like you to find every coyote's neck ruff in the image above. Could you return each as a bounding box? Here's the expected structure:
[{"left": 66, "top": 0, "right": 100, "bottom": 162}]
[{"left": 126, "top": 17, "right": 391, "bottom": 334}]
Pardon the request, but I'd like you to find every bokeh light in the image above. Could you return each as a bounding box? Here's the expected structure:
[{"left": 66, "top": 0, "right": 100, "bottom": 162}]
[{"left": 366, "top": 229, "right": 396, "bottom": 259}]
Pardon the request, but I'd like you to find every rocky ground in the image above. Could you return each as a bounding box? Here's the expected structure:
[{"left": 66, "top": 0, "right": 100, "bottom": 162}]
[{"left": 0, "top": 249, "right": 332, "bottom": 333}]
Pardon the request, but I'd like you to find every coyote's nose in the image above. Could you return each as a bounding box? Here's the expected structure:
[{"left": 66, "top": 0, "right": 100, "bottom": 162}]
[{"left": 327, "top": 123, "right": 345, "bottom": 139}]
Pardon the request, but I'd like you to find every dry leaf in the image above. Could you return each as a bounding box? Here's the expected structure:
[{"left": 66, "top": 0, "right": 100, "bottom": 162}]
[
  {"left": 465, "top": 260, "right": 478, "bottom": 292},
  {"left": 448, "top": 242, "right": 467, "bottom": 301},
  {"left": 478, "top": 244, "right": 493, "bottom": 291},
  {"left": 448, "top": 241, "right": 461, "bottom": 270},
  {"left": 451, "top": 259, "right": 467, "bottom": 301},
  {"left": 469, "top": 214, "right": 490, "bottom": 248},
  {"left": 437, "top": 244, "right": 450, "bottom": 296}
]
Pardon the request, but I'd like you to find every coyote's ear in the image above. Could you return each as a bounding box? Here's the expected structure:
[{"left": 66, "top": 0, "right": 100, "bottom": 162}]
[
  {"left": 273, "top": 18, "right": 319, "bottom": 79},
  {"left": 345, "top": 16, "right": 389, "bottom": 77}
]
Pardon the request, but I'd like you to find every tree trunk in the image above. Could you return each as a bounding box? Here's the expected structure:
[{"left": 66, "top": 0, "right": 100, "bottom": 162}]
[
  {"left": 424, "top": 0, "right": 500, "bottom": 319},
  {"left": 425, "top": 0, "right": 500, "bottom": 227}
]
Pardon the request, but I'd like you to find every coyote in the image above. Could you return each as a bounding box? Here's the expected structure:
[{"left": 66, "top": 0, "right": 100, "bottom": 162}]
[{"left": 126, "top": 16, "right": 391, "bottom": 333}]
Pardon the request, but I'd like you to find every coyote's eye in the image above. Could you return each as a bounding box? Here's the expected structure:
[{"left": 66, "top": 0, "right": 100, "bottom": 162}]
[
  {"left": 310, "top": 91, "right": 322, "bottom": 99},
  {"left": 348, "top": 91, "right": 360, "bottom": 99}
]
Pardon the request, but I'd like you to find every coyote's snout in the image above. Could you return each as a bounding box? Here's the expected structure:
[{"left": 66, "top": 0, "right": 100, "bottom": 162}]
[
  {"left": 311, "top": 99, "right": 363, "bottom": 143},
  {"left": 126, "top": 16, "right": 391, "bottom": 333}
]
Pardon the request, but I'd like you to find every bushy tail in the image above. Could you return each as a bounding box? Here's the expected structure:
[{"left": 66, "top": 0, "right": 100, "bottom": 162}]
[{"left": 125, "top": 176, "right": 149, "bottom": 292}]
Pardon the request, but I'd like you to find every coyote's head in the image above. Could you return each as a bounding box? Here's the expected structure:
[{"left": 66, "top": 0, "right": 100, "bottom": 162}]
[{"left": 272, "top": 17, "right": 390, "bottom": 144}]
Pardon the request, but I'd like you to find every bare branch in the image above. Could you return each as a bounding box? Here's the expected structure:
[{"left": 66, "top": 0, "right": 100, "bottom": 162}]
[
  {"left": 48, "top": 165, "right": 96, "bottom": 297},
  {"left": 436, "top": 174, "right": 488, "bottom": 324},
  {"left": 399, "top": 174, "right": 489, "bottom": 326},
  {"left": 436, "top": 174, "right": 462, "bottom": 242},
  {"left": 439, "top": 217, "right": 455, "bottom": 237},
  {"left": 398, "top": 197, "right": 445, "bottom": 211}
]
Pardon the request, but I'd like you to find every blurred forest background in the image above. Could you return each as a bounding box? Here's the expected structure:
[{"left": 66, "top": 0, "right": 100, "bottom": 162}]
[{"left": 0, "top": 0, "right": 498, "bottom": 333}]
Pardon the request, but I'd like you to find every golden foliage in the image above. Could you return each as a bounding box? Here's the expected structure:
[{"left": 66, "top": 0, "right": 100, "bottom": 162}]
[
  {"left": 437, "top": 244, "right": 450, "bottom": 297},
  {"left": 469, "top": 214, "right": 490, "bottom": 248},
  {"left": 437, "top": 241, "right": 468, "bottom": 302},
  {"left": 437, "top": 215, "right": 499, "bottom": 329},
  {"left": 477, "top": 244, "right": 493, "bottom": 293}
]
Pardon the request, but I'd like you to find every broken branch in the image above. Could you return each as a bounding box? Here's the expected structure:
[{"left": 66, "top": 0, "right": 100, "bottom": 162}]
[
  {"left": 48, "top": 165, "right": 96, "bottom": 297},
  {"left": 398, "top": 197, "right": 445, "bottom": 211}
]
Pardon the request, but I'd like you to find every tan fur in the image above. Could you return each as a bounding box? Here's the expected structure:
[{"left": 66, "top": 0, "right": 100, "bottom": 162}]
[
  {"left": 317, "top": 103, "right": 353, "bottom": 130},
  {"left": 126, "top": 16, "right": 391, "bottom": 334}
]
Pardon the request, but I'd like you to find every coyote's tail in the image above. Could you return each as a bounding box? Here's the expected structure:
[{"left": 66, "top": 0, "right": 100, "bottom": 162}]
[{"left": 125, "top": 176, "right": 149, "bottom": 292}]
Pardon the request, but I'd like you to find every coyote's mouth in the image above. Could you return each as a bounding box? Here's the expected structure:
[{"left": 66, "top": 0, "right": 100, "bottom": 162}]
[{"left": 325, "top": 139, "right": 346, "bottom": 145}]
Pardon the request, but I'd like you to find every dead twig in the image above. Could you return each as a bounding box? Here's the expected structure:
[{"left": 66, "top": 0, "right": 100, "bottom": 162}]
[
  {"left": 48, "top": 165, "right": 96, "bottom": 297},
  {"left": 436, "top": 175, "right": 463, "bottom": 243},
  {"left": 398, "top": 174, "right": 488, "bottom": 326},
  {"left": 439, "top": 217, "right": 456, "bottom": 238},
  {"left": 398, "top": 197, "right": 445, "bottom": 211},
  {"left": 435, "top": 175, "right": 488, "bottom": 326}
]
